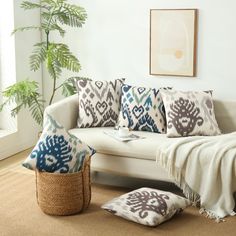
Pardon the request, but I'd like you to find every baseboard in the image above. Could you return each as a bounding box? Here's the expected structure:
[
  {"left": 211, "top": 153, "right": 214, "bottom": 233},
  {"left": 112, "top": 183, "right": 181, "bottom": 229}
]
[{"left": 0, "top": 137, "right": 35, "bottom": 160}]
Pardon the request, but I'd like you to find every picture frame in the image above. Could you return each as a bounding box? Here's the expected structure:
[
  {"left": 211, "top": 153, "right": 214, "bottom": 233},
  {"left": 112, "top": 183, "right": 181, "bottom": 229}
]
[{"left": 150, "top": 9, "right": 198, "bottom": 77}]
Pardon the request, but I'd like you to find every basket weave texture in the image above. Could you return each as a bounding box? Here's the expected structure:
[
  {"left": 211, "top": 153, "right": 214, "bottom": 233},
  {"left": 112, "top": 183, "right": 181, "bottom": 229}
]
[{"left": 36, "top": 158, "right": 91, "bottom": 216}]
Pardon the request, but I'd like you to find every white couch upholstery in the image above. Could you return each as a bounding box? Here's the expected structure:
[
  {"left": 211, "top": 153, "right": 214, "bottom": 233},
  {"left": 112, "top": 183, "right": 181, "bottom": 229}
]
[{"left": 44, "top": 94, "right": 236, "bottom": 181}]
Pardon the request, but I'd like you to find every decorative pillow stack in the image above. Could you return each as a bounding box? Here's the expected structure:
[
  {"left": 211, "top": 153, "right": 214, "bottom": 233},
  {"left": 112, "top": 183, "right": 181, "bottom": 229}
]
[
  {"left": 22, "top": 115, "right": 95, "bottom": 173},
  {"left": 75, "top": 78, "right": 124, "bottom": 128},
  {"left": 102, "top": 187, "right": 191, "bottom": 226},
  {"left": 160, "top": 89, "right": 221, "bottom": 137},
  {"left": 118, "top": 84, "right": 167, "bottom": 133}
]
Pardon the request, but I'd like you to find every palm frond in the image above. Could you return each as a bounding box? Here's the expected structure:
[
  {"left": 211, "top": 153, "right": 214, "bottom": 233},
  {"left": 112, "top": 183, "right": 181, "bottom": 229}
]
[
  {"left": 41, "top": 11, "right": 51, "bottom": 21},
  {"left": 61, "top": 80, "right": 76, "bottom": 97},
  {"left": 47, "top": 58, "right": 62, "bottom": 79},
  {"left": 12, "top": 26, "right": 41, "bottom": 35},
  {"left": 55, "top": 44, "right": 81, "bottom": 72},
  {"left": 21, "top": 1, "right": 41, "bottom": 10},
  {"left": 29, "top": 98, "right": 44, "bottom": 126},
  {"left": 0, "top": 80, "right": 45, "bottom": 125},
  {"left": 41, "top": 0, "right": 57, "bottom": 7},
  {"left": 42, "top": 22, "right": 65, "bottom": 37},
  {"left": 46, "top": 44, "right": 63, "bottom": 79},
  {"left": 55, "top": 3, "right": 87, "bottom": 27},
  {"left": 30, "top": 42, "right": 47, "bottom": 71}
]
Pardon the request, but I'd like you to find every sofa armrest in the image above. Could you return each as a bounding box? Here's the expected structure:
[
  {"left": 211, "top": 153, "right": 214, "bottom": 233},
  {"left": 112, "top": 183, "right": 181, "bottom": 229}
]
[{"left": 44, "top": 94, "right": 79, "bottom": 130}]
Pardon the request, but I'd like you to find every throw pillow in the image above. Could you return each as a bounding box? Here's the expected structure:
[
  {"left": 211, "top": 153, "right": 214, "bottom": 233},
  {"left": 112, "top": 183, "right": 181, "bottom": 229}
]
[
  {"left": 102, "top": 187, "right": 191, "bottom": 226},
  {"left": 22, "top": 115, "right": 96, "bottom": 173},
  {"left": 160, "top": 89, "right": 221, "bottom": 137},
  {"left": 118, "top": 84, "right": 167, "bottom": 133},
  {"left": 75, "top": 78, "right": 125, "bottom": 128}
]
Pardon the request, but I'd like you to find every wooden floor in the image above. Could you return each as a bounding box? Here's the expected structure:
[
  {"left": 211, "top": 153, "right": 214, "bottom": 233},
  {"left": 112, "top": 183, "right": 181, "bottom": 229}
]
[
  {"left": 1, "top": 150, "right": 236, "bottom": 236},
  {"left": 0, "top": 149, "right": 31, "bottom": 171}
]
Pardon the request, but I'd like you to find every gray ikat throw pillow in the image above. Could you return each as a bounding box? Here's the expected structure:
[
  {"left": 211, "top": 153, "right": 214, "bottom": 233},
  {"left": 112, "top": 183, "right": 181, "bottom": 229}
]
[
  {"left": 160, "top": 89, "right": 221, "bottom": 137},
  {"left": 102, "top": 187, "right": 191, "bottom": 226},
  {"left": 75, "top": 78, "right": 124, "bottom": 128}
]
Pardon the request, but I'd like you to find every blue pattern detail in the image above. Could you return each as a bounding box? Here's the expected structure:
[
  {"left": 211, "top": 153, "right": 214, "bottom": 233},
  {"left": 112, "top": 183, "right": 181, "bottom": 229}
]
[
  {"left": 134, "top": 113, "right": 159, "bottom": 132},
  {"left": 122, "top": 103, "right": 134, "bottom": 127},
  {"left": 144, "top": 95, "right": 152, "bottom": 111},
  {"left": 30, "top": 135, "right": 72, "bottom": 173},
  {"left": 119, "top": 84, "right": 166, "bottom": 133},
  {"left": 23, "top": 114, "right": 96, "bottom": 173}
]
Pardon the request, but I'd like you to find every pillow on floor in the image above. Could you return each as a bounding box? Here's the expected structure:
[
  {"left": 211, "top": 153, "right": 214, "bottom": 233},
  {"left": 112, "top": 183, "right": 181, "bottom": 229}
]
[
  {"left": 118, "top": 84, "right": 167, "bottom": 133},
  {"left": 22, "top": 115, "right": 95, "bottom": 173},
  {"left": 160, "top": 89, "right": 221, "bottom": 137},
  {"left": 75, "top": 78, "right": 125, "bottom": 128},
  {"left": 102, "top": 187, "right": 191, "bottom": 226}
]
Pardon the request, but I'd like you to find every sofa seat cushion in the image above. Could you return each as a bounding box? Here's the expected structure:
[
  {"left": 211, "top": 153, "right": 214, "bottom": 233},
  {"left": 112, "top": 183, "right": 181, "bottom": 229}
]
[{"left": 69, "top": 127, "right": 168, "bottom": 161}]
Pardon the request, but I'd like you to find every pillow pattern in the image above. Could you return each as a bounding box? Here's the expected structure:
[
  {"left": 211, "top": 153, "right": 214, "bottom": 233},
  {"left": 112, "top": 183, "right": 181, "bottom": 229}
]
[
  {"left": 75, "top": 78, "right": 124, "bottom": 128},
  {"left": 102, "top": 187, "right": 191, "bottom": 226},
  {"left": 160, "top": 89, "right": 221, "bottom": 137},
  {"left": 22, "top": 115, "right": 95, "bottom": 173},
  {"left": 118, "top": 84, "right": 166, "bottom": 133}
]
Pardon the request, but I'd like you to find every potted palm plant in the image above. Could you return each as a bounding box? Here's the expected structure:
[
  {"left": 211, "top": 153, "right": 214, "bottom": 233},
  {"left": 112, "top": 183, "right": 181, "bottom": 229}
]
[{"left": 0, "top": 0, "right": 88, "bottom": 126}]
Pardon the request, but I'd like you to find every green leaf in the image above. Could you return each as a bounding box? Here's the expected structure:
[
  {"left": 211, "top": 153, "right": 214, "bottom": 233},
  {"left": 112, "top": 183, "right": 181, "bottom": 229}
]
[
  {"left": 54, "top": 43, "right": 81, "bottom": 72},
  {"left": 41, "top": 0, "right": 57, "bottom": 6},
  {"left": 46, "top": 43, "right": 62, "bottom": 79},
  {"left": 12, "top": 26, "right": 41, "bottom": 35},
  {"left": 61, "top": 81, "right": 76, "bottom": 97},
  {"left": 47, "top": 57, "right": 62, "bottom": 79},
  {"left": 21, "top": 1, "right": 41, "bottom": 10},
  {"left": 30, "top": 42, "right": 47, "bottom": 71},
  {"left": 55, "top": 3, "right": 87, "bottom": 27},
  {"left": 42, "top": 22, "right": 66, "bottom": 37},
  {"left": 0, "top": 80, "right": 45, "bottom": 126},
  {"left": 29, "top": 99, "right": 44, "bottom": 126}
]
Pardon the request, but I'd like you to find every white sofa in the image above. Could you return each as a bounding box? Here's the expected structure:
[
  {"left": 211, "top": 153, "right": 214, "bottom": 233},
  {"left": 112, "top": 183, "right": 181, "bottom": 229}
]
[{"left": 44, "top": 94, "right": 236, "bottom": 182}]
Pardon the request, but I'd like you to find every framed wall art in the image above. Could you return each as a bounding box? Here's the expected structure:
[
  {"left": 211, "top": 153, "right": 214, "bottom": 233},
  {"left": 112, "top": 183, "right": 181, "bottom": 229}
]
[{"left": 150, "top": 9, "right": 198, "bottom": 77}]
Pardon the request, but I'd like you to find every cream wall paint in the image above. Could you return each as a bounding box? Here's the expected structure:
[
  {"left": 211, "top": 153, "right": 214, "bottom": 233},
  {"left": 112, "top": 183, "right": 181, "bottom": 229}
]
[
  {"left": 0, "top": 1, "right": 42, "bottom": 160},
  {"left": 44, "top": 0, "right": 236, "bottom": 102}
]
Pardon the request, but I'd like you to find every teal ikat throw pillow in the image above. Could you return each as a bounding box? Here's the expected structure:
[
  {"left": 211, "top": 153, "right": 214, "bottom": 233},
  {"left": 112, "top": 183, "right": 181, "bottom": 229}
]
[
  {"left": 118, "top": 84, "right": 167, "bottom": 133},
  {"left": 22, "top": 115, "right": 96, "bottom": 173}
]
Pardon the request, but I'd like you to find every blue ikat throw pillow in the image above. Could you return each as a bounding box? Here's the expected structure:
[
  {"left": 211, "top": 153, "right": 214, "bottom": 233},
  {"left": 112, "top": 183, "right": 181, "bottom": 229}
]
[
  {"left": 118, "top": 84, "right": 167, "bottom": 133},
  {"left": 22, "top": 115, "right": 96, "bottom": 173}
]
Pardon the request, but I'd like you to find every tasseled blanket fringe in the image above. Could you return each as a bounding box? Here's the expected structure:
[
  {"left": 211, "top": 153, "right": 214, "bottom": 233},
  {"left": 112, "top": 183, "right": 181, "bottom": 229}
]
[{"left": 156, "top": 151, "right": 236, "bottom": 222}]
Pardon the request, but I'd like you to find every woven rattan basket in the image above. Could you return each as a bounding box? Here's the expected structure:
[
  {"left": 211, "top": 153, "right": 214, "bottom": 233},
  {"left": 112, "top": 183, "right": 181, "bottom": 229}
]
[{"left": 35, "top": 158, "right": 91, "bottom": 216}]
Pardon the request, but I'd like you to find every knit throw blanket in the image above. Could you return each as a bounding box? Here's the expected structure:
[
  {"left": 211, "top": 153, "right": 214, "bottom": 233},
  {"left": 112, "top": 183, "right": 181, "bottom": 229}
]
[{"left": 156, "top": 132, "right": 236, "bottom": 221}]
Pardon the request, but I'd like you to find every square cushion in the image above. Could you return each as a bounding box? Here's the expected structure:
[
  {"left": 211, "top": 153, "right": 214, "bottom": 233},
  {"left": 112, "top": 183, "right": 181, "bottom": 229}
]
[
  {"left": 102, "top": 187, "right": 191, "bottom": 226},
  {"left": 160, "top": 89, "right": 221, "bottom": 137},
  {"left": 118, "top": 84, "right": 166, "bottom": 133},
  {"left": 75, "top": 78, "right": 124, "bottom": 128},
  {"left": 22, "top": 115, "right": 95, "bottom": 173}
]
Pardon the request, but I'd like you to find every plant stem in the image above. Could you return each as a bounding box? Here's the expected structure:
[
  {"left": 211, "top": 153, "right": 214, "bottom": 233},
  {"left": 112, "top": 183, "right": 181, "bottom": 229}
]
[
  {"left": 49, "top": 77, "right": 56, "bottom": 105},
  {"left": 46, "top": 6, "right": 60, "bottom": 105},
  {"left": 46, "top": 31, "right": 49, "bottom": 50}
]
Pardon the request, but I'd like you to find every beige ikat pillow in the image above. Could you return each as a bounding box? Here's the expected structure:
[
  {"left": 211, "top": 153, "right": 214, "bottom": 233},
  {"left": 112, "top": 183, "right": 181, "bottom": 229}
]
[
  {"left": 160, "top": 90, "right": 221, "bottom": 137},
  {"left": 102, "top": 187, "right": 191, "bottom": 226}
]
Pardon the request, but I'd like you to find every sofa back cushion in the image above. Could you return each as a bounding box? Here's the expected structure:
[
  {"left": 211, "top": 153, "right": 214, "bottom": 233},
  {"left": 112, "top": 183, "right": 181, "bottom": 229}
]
[
  {"left": 118, "top": 84, "right": 167, "bottom": 133},
  {"left": 75, "top": 79, "right": 124, "bottom": 128},
  {"left": 160, "top": 89, "right": 221, "bottom": 137}
]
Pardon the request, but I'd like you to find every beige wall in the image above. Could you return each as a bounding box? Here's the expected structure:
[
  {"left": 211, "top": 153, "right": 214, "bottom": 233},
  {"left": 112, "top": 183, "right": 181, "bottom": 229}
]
[{"left": 44, "top": 0, "right": 236, "bottom": 102}]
